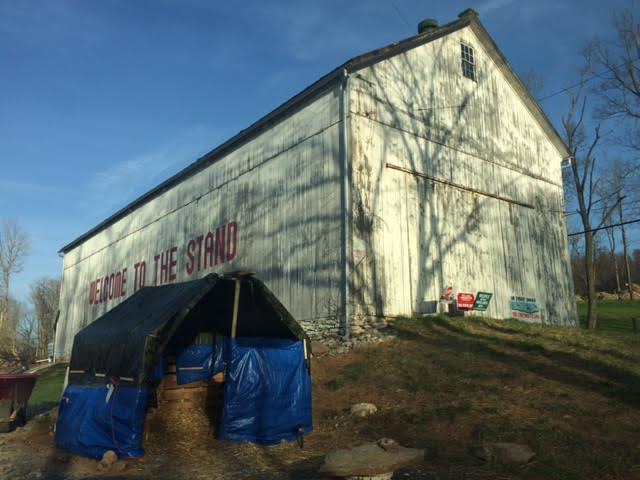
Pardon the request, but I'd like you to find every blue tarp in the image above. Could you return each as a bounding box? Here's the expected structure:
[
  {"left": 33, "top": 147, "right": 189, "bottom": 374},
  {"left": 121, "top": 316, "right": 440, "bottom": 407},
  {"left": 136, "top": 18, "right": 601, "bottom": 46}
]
[
  {"left": 55, "top": 384, "right": 147, "bottom": 459},
  {"left": 56, "top": 338, "right": 312, "bottom": 458},
  {"left": 220, "top": 338, "right": 313, "bottom": 444},
  {"left": 150, "top": 358, "right": 165, "bottom": 382},
  {"left": 175, "top": 343, "right": 225, "bottom": 385},
  {"left": 57, "top": 274, "right": 313, "bottom": 459}
]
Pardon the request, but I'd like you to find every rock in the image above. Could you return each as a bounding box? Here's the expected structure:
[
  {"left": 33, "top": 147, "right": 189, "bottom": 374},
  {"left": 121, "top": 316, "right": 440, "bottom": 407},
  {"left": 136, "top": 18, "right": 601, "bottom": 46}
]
[
  {"left": 350, "top": 403, "right": 378, "bottom": 418},
  {"left": 102, "top": 450, "right": 118, "bottom": 464},
  {"left": 351, "top": 325, "right": 366, "bottom": 335},
  {"left": 98, "top": 450, "right": 118, "bottom": 471},
  {"left": 471, "top": 442, "right": 536, "bottom": 464},
  {"left": 319, "top": 438, "right": 424, "bottom": 477},
  {"left": 345, "top": 474, "right": 393, "bottom": 480}
]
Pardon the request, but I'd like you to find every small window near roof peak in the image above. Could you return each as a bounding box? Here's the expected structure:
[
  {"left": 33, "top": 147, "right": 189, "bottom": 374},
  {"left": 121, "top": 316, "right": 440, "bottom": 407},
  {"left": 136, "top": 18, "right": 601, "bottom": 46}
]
[{"left": 461, "top": 43, "right": 476, "bottom": 81}]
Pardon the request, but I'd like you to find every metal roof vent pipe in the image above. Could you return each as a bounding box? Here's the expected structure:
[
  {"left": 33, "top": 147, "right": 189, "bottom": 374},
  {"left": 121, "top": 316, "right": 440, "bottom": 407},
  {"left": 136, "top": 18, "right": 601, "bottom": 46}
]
[{"left": 418, "top": 19, "right": 439, "bottom": 34}]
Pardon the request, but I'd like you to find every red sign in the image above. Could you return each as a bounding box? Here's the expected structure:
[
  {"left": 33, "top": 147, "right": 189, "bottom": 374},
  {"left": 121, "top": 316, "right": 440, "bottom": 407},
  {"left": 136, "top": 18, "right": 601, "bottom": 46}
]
[
  {"left": 440, "top": 286, "right": 454, "bottom": 301},
  {"left": 457, "top": 292, "right": 475, "bottom": 310}
]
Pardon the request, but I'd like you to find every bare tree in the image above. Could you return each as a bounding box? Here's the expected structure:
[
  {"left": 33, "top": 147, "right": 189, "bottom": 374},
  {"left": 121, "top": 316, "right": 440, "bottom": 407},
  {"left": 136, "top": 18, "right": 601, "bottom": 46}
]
[
  {"left": 0, "top": 300, "right": 34, "bottom": 370},
  {"left": 585, "top": 7, "right": 640, "bottom": 150},
  {"left": 3, "top": 299, "right": 22, "bottom": 352},
  {"left": 520, "top": 68, "right": 545, "bottom": 99},
  {"left": 30, "top": 277, "right": 60, "bottom": 359},
  {"left": 568, "top": 235, "right": 588, "bottom": 296},
  {"left": 583, "top": 6, "right": 640, "bottom": 302},
  {"left": 562, "top": 82, "right": 622, "bottom": 329},
  {"left": 0, "top": 220, "right": 31, "bottom": 335},
  {"left": 0, "top": 308, "right": 38, "bottom": 370},
  {"left": 600, "top": 158, "right": 636, "bottom": 298}
]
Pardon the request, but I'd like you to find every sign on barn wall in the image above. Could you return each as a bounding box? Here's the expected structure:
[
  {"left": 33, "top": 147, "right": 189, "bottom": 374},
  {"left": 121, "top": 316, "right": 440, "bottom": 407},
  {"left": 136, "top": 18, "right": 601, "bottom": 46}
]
[
  {"left": 510, "top": 296, "right": 540, "bottom": 320},
  {"left": 440, "top": 286, "right": 454, "bottom": 302},
  {"left": 88, "top": 221, "right": 238, "bottom": 306},
  {"left": 457, "top": 292, "right": 475, "bottom": 310},
  {"left": 472, "top": 292, "right": 493, "bottom": 311}
]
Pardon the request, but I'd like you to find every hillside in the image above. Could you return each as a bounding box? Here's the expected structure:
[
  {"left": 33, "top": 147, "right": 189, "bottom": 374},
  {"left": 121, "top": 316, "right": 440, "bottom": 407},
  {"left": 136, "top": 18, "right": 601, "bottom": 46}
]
[
  {"left": 312, "top": 316, "right": 640, "bottom": 479},
  {"left": 2, "top": 316, "right": 639, "bottom": 479}
]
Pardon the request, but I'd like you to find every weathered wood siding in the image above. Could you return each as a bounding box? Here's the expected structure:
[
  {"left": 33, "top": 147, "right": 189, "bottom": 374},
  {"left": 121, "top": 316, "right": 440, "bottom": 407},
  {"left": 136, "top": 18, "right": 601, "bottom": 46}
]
[
  {"left": 55, "top": 88, "right": 343, "bottom": 360},
  {"left": 349, "top": 25, "right": 577, "bottom": 326}
]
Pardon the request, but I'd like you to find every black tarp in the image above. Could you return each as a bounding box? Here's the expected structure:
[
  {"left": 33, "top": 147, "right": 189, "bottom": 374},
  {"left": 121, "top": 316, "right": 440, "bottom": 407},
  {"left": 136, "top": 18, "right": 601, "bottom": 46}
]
[{"left": 68, "top": 273, "right": 310, "bottom": 387}]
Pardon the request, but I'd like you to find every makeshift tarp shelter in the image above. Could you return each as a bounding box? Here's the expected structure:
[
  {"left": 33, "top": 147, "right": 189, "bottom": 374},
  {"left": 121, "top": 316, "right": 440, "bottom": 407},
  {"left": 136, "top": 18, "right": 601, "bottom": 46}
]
[{"left": 55, "top": 273, "right": 313, "bottom": 459}]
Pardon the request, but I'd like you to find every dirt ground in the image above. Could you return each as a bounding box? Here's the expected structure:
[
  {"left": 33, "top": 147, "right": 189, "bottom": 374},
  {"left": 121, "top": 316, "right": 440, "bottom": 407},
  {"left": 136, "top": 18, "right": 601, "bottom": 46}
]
[
  {"left": 2, "top": 317, "right": 640, "bottom": 479},
  {"left": 0, "top": 345, "right": 487, "bottom": 480}
]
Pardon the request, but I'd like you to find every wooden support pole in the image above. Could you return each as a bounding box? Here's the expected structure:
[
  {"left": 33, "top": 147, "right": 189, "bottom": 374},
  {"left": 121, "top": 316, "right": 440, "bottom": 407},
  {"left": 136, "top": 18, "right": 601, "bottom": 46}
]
[{"left": 231, "top": 278, "right": 241, "bottom": 339}]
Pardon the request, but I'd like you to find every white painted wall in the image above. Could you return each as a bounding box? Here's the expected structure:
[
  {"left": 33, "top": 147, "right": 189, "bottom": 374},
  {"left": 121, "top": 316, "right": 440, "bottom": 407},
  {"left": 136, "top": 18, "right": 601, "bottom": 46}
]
[
  {"left": 349, "top": 25, "right": 577, "bottom": 326},
  {"left": 55, "top": 88, "right": 343, "bottom": 360},
  {"left": 56, "top": 24, "right": 579, "bottom": 360}
]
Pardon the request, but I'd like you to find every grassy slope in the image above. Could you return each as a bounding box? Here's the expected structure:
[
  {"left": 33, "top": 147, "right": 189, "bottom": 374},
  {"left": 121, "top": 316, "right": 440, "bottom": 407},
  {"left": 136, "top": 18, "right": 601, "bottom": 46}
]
[
  {"left": 576, "top": 300, "right": 640, "bottom": 332},
  {"left": 18, "top": 319, "right": 640, "bottom": 479},
  {"left": 312, "top": 316, "right": 640, "bottom": 480},
  {"left": 27, "top": 362, "right": 67, "bottom": 416}
]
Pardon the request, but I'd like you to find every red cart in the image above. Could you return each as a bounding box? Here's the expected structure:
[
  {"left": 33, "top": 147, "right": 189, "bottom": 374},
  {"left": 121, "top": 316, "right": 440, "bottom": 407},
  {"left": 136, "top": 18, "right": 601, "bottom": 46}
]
[{"left": 0, "top": 373, "right": 38, "bottom": 432}]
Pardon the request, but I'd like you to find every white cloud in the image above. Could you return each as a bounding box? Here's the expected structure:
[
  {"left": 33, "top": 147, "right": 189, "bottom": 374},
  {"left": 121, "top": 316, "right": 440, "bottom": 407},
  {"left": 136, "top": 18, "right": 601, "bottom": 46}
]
[
  {"left": 85, "top": 124, "right": 217, "bottom": 216},
  {"left": 476, "top": 0, "right": 516, "bottom": 16},
  {"left": 475, "top": 0, "right": 567, "bottom": 22},
  {"left": 256, "top": 3, "right": 380, "bottom": 62}
]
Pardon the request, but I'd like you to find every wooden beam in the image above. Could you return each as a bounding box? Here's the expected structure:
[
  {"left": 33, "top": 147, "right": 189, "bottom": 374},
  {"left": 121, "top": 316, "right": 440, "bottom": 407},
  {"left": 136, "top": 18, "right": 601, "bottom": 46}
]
[{"left": 231, "top": 278, "right": 241, "bottom": 339}]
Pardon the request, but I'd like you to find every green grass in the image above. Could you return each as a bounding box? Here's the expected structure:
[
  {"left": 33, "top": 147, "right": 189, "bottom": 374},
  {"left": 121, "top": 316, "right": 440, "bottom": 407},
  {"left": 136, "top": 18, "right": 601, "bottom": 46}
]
[
  {"left": 338, "top": 315, "right": 640, "bottom": 479},
  {"left": 325, "top": 360, "right": 369, "bottom": 390},
  {"left": 28, "top": 363, "right": 67, "bottom": 416},
  {"left": 576, "top": 299, "right": 640, "bottom": 332}
]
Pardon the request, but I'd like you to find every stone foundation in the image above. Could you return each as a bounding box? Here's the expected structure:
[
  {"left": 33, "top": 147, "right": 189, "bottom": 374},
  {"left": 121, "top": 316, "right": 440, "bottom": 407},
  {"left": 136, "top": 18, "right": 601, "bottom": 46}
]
[
  {"left": 300, "top": 314, "right": 392, "bottom": 338},
  {"left": 300, "top": 314, "right": 396, "bottom": 356},
  {"left": 350, "top": 314, "right": 389, "bottom": 336}
]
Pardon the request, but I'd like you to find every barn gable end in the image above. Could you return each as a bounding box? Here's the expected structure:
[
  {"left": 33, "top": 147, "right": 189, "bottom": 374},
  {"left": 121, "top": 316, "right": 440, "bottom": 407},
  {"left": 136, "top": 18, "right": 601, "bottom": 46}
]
[{"left": 347, "top": 14, "right": 576, "bottom": 328}]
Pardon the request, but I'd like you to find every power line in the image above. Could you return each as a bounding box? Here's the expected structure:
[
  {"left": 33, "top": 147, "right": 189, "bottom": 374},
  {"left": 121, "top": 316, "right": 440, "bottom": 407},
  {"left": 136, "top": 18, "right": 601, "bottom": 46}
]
[
  {"left": 563, "top": 199, "right": 640, "bottom": 217},
  {"left": 536, "top": 57, "right": 640, "bottom": 102},
  {"left": 537, "top": 74, "right": 602, "bottom": 102},
  {"left": 567, "top": 218, "right": 640, "bottom": 236},
  {"left": 390, "top": 0, "right": 412, "bottom": 31}
]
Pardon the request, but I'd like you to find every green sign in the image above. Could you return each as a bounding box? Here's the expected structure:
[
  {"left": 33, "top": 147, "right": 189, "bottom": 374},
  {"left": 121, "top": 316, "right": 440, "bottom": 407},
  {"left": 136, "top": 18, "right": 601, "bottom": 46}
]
[{"left": 472, "top": 292, "right": 493, "bottom": 311}]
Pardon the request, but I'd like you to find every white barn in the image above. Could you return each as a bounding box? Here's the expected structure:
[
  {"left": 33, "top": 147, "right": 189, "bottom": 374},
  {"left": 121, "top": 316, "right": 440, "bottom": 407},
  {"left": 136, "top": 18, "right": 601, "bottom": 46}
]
[{"left": 55, "top": 9, "right": 577, "bottom": 360}]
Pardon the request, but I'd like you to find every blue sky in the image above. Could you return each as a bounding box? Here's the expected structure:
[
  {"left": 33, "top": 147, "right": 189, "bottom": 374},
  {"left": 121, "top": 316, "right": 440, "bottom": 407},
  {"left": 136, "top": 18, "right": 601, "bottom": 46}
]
[{"left": 0, "top": 0, "right": 636, "bottom": 304}]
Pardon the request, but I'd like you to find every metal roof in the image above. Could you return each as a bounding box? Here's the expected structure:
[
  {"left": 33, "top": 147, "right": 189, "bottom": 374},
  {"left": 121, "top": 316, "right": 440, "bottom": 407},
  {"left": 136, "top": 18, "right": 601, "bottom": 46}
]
[{"left": 60, "top": 9, "right": 568, "bottom": 254}]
